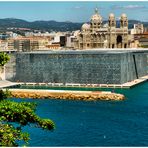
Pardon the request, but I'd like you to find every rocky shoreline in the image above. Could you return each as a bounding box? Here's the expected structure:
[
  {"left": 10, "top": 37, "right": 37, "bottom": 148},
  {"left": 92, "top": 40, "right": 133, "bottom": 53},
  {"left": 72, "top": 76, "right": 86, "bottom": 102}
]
[{"left": 9, "top": 89, "right": 125, "bottom": 101}]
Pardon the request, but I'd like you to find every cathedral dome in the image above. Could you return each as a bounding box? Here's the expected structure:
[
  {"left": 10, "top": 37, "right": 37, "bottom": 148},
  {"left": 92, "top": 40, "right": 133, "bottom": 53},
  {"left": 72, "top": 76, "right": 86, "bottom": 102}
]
[
  {"left": 109, "top": 13, "right": 115, "bottom": 18},
  {"left": 81, "top": 23, "right": 90, "bottom": 30},
  {"left": 91, "top": 8, "right": 102, "bottom": 22},
  {"left": 91, "top": 14, "right": 102, "bottom": 21},
  {"left": 121, "top": 13, "right": 127, "bottom": 18}
]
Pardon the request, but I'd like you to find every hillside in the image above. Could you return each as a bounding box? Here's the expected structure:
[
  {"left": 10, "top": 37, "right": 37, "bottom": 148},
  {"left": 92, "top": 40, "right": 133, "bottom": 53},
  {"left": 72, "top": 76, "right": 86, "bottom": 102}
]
[{"left": 0, "top": 18, "right": 147, "bottom": 32}]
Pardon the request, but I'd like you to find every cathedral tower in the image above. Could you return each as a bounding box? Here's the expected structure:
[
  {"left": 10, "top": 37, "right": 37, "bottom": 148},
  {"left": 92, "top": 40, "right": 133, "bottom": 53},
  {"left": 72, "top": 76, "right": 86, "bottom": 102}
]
[
  {"left": 108, "top": 13, "right": 116, "bottom": 28},
  {"left": 120, "top": 13, "right": 128, "bottom": 28},
  {"left": 90, "top": 8, "right": 102, "bottom": 32}
]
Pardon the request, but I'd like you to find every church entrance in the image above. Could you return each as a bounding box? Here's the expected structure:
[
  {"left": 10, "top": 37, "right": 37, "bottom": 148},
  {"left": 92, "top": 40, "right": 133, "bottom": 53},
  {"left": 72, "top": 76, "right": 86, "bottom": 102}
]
[{"left": 117, "top": 35, "right": 122, "bottom": 48}]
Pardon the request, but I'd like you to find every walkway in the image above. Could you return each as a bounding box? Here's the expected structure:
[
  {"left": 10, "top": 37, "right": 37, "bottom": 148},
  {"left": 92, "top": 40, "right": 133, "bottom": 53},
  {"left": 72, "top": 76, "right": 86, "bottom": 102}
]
[
  {"left": 21, "top": 75, "right": 148, "bottom": 89},
  {"left": 0, "top": 75, "right": 148, "bottom": 89},
  {"left": 0, "top": 80, "right": 20, "bottom": 89}
]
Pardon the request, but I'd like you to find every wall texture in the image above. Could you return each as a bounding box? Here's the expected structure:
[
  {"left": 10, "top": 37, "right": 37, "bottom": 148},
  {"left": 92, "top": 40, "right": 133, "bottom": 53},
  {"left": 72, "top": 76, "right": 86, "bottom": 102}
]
[
  {"left": 120, "top": 52, "right": 147, "bottom": 83},
  {"left": 5, "top": 53, "right": 16, "bottom": 81},
  {"left": 9, "top": 50, "right": 147, "bottom": 84},
  {"left": 0, "top": 67, "right": 5, "bottom": 80}
]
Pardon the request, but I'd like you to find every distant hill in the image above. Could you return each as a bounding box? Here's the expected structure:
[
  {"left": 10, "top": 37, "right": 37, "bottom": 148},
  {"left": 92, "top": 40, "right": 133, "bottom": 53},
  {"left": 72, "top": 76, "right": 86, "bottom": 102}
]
[
  {"left": 0, "top": 18, "right": 83, "bottom": 32},
  {"left": 0, "top": 18, "right": 147, "bottom": 32}
]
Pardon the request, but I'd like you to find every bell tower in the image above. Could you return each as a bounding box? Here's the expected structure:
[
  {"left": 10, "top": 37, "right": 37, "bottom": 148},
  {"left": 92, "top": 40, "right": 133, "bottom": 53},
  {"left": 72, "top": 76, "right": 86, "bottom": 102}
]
[
  {"left": 108, "top": 13, "right": 116, "bottom": 28},
  {"left": 117, "top": 13, "right": 129, "bottom": 48},
  {"left": 120, "top": 13, "right": 128, "bottom": 28}
]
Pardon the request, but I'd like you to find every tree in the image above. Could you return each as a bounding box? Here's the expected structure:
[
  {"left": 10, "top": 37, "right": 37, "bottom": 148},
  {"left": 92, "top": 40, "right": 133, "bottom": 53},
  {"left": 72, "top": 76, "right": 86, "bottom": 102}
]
[
  {"left": 0, "top": 96, "right": 55, "bottom": 146},
  {"left": 0, "top": 52, "right": 55, "bottom": 146},
  {"left": 0, "top": 52, "right": 10, "bottom": 67}
]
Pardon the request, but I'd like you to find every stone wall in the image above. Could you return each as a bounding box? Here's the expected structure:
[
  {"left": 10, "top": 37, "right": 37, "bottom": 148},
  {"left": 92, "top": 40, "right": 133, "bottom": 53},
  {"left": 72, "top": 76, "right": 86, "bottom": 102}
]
[
  {"left": 11, "top": 50, "right": 147, "bottom": 84},
  {"left": 120, "top": 52, "right": 147, "bottom": 83},
  {"left": 5, "top": 53, "right": 16, "bottom": 81}
]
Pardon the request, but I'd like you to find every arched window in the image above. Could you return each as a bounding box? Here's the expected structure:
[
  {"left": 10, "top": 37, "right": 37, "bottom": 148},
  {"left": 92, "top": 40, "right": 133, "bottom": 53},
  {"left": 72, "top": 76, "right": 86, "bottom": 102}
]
[
  {"left": 124, "top": 43, "right": 127, "bottom": 48},
  {"left": 117, "top": 35, "right": 122, "bottom": 43},
  {"left": 80, "top": 34, "right": 83, "bottom": 38},
  {"left": 117, "top": 35, "right": 122, "bottom": 48}
]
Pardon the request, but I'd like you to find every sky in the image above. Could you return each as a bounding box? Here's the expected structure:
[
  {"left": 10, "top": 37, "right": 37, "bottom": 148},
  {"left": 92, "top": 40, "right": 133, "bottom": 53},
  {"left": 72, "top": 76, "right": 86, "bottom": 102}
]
[{"left": 0, "top": 1, "right": 147, "bottom": 22}]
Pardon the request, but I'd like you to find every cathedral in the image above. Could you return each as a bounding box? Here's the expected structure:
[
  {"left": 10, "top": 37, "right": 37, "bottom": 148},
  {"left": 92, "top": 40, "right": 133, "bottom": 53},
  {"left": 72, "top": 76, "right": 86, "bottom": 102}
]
[{"left": 74, "top": 8, "right": 129, "bottom": 49}]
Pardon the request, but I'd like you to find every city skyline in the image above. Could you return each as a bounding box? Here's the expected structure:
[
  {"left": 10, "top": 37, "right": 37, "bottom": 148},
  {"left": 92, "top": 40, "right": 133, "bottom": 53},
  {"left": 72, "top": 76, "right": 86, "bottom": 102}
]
[{"left": 0, "top": 1, "right": 147, "bottom": 22}]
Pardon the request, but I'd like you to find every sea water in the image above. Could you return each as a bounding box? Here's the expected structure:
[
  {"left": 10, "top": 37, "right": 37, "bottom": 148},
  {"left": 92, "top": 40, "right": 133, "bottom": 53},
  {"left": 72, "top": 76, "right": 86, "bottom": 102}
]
[{"left": 11, "top": 82, "right": 148, "bottom": 146}]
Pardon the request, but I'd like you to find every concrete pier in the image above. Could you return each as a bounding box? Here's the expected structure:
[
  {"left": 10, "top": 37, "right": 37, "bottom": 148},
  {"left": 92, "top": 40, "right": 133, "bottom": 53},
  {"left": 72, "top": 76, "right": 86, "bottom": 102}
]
[
  {"left": 21, "top": 75, "right": 148, "bottom": 89},
  {"left": 0, "top": 74, "right": 147, "bottom": 89}
]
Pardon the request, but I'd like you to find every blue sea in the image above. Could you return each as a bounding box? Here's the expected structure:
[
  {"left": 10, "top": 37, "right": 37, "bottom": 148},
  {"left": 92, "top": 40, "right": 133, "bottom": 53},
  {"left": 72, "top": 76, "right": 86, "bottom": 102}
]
[{"left": 12, "top": 82, "right": 148, "bottom": 146}]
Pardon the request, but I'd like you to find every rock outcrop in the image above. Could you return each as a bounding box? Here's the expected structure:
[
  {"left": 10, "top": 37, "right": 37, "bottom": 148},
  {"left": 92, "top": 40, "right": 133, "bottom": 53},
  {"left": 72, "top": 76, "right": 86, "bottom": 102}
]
[{"left": 9, "top": 89, "right": 125, "bottom": 101}]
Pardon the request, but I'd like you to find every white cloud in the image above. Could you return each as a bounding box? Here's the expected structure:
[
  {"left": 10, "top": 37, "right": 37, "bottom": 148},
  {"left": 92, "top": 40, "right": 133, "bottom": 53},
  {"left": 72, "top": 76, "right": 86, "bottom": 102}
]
[
  {"left": 112, "top": 5, "right": 146, "bottom": 10},
  {"left": 124, "top": 5, "right": 146, "bottom": 9},
  {"left": 73, "top": 6, "right": 86, "bottom": 10},
  {"left": 74, "top": 6, "right": 81, "bottom": 9},
  {"left": 73, "top": 6, "right": 104, "bottom": 10}
]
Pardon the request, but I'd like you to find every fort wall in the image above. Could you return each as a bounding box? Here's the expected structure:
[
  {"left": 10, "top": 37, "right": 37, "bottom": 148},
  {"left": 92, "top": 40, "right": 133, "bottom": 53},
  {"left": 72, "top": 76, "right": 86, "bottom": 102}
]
[{"left": 6, "top": 50, "right": 147, "bottom": 84}]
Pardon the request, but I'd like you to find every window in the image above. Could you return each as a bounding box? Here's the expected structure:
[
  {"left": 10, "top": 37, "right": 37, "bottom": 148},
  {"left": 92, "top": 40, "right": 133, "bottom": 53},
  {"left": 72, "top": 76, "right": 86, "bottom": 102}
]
[{"left": 112, "top": 44, "right": 114, "bottom": 48}]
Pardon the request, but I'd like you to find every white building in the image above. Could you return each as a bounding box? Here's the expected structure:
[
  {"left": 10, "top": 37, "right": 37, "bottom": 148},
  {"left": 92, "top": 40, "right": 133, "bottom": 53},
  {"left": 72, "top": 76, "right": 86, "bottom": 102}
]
[{"left": 131, "top": 23, "right": 144, "bottom": 35}]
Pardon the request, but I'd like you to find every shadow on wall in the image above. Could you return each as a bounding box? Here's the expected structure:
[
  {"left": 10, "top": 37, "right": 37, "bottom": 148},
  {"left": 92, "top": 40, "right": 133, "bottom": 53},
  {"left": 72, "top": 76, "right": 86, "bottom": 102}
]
[{"left": 53, "top": 73, "right": 59, "bottom": 83}]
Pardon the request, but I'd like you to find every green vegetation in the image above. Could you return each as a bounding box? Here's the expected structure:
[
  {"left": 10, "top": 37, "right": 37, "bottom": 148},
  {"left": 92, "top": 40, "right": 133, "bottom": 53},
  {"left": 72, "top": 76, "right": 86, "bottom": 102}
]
[
  {"left": 0, "top": 89, "right": 11, "bottom": 101},
  {"left": 140, "top": 45, "right": 148, "bottom": 48},
  {"left": 0, "top": 52, "right": 10, "bottom": 66},
  {"left": 0, "top": 93, "right": 55, "bottom": 146},
  {"left": 0, "top": 53, "right": 55, "bottom": 146}
]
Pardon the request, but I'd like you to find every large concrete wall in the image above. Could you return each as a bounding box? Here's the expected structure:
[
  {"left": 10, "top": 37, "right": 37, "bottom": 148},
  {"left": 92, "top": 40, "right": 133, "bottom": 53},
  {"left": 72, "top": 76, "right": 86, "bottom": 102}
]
[
  {"left": 135, "top": 53, "right": 148, "bottom": 77},
  {"left": 10, "top": 50, "right": 147, "bottom": 84},
  {"left": 120, "top": 52, "right": 147, "bottom": 83}
]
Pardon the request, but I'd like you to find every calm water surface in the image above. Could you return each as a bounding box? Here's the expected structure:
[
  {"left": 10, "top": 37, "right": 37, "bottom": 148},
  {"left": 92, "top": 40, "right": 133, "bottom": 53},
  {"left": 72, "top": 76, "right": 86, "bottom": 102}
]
[{"left": 12, "top": 82, "right": 148, "bottom": 146}]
